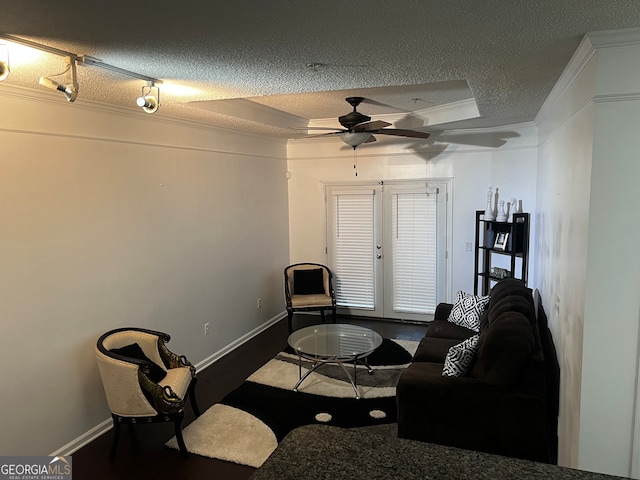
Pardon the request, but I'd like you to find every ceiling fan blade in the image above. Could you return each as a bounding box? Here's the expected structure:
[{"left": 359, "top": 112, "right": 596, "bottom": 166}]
[
  {"left": 290, "top": 126, "right": 346, "bottom": 132},
  {"left": 370, "top": 128, "right": 431, "bottom": 139},
  {"left": 364, "top": 135, "right": 377, "bottom": 144},
  {"left": 294, "top": 131, "right": 345, "bottom": 139},
  {"left": 353, "top": 120, "right": 392, "bottom": 132}
]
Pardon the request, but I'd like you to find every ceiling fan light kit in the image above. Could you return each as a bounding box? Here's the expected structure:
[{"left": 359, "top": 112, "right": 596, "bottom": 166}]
[{"left": 339, "top": 132, "right": 373, "bottom": 148}]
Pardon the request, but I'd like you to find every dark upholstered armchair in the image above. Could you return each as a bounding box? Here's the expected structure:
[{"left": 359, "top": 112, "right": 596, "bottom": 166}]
[
  {"left": 95, "top": 327, "right": 200, "bottom": 458},
  {"left": 284, "top": 263, "right": 337, "bottom": 333}
]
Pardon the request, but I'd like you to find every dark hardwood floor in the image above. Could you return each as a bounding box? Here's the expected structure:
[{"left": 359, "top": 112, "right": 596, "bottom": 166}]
[{"left": 73, "top": 315, "right": 427, "bottom": 480}]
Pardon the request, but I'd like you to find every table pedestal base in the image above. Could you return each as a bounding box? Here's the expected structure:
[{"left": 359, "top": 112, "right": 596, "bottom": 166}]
[{"left": 293, "top": 355, "right": 374, "bottom": 399}]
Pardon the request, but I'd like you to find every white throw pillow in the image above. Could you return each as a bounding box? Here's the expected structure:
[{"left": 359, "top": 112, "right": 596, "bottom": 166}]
[
  {"left": 442, "top": 334, "right": 480, "bottom": 377},
  {"left": 447, "top": 290, "right": 490, "bottom": 332}
]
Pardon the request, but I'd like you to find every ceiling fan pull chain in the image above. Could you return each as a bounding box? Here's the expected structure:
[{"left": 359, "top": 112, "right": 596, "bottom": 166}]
[{"left": 353, "top": 147, "right": 358, "bottom": 176}]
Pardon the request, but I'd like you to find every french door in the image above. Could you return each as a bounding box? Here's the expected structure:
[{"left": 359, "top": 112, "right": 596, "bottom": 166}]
[{"left": 326, "top": 180, "right": 449, "bottom": 322}]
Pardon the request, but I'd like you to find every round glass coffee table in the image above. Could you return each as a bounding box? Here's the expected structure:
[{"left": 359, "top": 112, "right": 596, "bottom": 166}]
[{"left": 287, "top": 323, "right": 383, "bottom": 399}]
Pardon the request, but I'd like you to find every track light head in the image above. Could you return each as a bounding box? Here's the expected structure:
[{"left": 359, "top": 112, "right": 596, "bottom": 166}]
[
  {"left": 39, "top": 76, "right": 78, "bottom": 102},
  {"left": 136, "top": 82, "right": 160, "bottom": 113},
  {"left": 136, "top": 94, "right": 159, "bottom": 113},
  {"left": 39, "top": 75, "right": 63, "bottom": 91},
  {"left": 38, "top": 56, "right": 79, "bottom": 102},
  {"left": 0, "top": 60, "right": 8, "bottom": 81},
  {"left": 0, "top": 44, "right": 8, "bottom": 81}
]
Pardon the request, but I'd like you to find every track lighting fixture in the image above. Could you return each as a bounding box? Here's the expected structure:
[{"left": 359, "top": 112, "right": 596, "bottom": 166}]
[
  {"left": 0, "top": 43, "right": 9, "bottom": 81},
  {"left": 38, "top": 56, "right": 79, "bottom": 102},
  {"left": 0, "top": 34, "right": 163, "bottom": 106},
  {"left": 136, "top": 81, "right": 160, "bottom": 114}
]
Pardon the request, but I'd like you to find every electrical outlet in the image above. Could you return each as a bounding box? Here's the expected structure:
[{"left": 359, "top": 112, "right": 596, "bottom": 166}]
[
  {"left": 204, "top": 322, "right": 210, "bottom": 335},
  {"left": 465, "top": 241, "right": 473, "bottom": 251},
  {"left": 257, "top": 298, "right": 262, "bottom": 309}
]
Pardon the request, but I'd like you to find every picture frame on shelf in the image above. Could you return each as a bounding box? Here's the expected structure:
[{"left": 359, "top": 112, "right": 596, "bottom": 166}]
[{"left": 494, "top": 232, "right": 509, "bottom": 251}]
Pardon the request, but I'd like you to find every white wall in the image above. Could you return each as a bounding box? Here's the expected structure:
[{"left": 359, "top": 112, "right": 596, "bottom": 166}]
[
  {"left": 287, "top": 126, "right": 538, "bottom": 300},
  {"left": 0, "top": 85, "right": 290, "bottom": 455},
  {"left": 534, "top": 37, "right": 598, "bottom": 468},
  {"left": 580, "top": 37, "right": 640, "bottom": 476},
  {"left": 534, "top": 29, "right": 640, "bottom": 477}
]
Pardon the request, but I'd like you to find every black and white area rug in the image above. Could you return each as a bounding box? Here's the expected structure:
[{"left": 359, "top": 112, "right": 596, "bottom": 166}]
[{"left": 166, "top": 338, "right": 418, "bottom": 467}]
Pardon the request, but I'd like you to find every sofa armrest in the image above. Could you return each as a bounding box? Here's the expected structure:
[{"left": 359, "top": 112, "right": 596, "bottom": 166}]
[
  {"left": 434, "top": 302, "right": 453, "bottom": 322},
  {"left": 397, "top": 362, "right": 548, "bottom": 462}
]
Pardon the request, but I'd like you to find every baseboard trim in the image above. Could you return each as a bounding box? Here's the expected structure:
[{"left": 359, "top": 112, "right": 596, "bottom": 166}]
[
  {"left": 53, "top": 312, "right": 287, "bottom": 456},
  {"left": 194, "top": 312, "right": 286, "bottom": 372},
  {"left": 50, "top": 418, "right": 113, "bottom": 457}
]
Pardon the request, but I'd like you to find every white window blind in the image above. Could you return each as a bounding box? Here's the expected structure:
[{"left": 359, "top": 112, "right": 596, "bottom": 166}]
[
  {"left": 331, "top": 190, "right": 375, "bottom": 309},
  {"left": 391, "top": 190, "right": 438, "bottom": 314}
]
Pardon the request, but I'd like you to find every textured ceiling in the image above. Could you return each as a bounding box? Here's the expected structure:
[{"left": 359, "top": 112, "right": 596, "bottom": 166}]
[{"left": 1, "top": 1, "right": 640, "bottom": 139}]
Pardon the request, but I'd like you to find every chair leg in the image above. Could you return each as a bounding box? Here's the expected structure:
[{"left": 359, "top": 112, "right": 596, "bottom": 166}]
[
  {"left": 332, "top": 306, "right": 337, "bottom": 323},
  {"left": 174, "top": 414, "right": 189, "bottom": 457},
  {"left": 287, "top": 310, "right": 294, "bottom": 333},
  {"left": 320, "top": 310, "right": 326, "bottom": 324},
  {"left": 189, "top": 378, "right": 201, "bottom": 417},
  {"left": 109, "top": 416, "right": 121, "bottom": 460}
]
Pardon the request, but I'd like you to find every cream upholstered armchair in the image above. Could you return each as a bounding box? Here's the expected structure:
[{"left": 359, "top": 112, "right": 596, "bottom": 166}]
[
  {"left": 95, "top": 327, "right": 200, "bottom": 458},
  {"left": 284, "top": 263, "right": 337, "bottom": 333}
]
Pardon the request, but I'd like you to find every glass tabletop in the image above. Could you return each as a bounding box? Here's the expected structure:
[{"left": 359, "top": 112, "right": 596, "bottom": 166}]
[{"left": 287, "top": 323, "right": 383, "bottom": 360}]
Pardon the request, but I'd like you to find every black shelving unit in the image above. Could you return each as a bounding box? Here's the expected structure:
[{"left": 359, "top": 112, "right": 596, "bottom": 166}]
[{"left": 474, "top": 210, "right": 530, "bottom": 296}]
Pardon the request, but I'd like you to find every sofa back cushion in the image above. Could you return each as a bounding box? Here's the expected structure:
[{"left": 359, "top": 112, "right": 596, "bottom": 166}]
[
  {"left": 424, "top": 319, "right": 478, "bottom": 341},
  {"left": 479, "top": 278, "right": 534, "bottom": 330},
  {"left": 488, "top": 278, "right": 532, "bottom": 309},
  {"left": 486, "top": 295, "right": 535, "bottom": 327},
  {"left": 472, "top": 311, "right": 535, "bottom": 388}
]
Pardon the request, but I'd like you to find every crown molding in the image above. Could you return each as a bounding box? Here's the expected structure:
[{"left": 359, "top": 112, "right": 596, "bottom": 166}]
[
  {"left": 593, "top": 92, "right": 640, "bottom": 103},
  {"left": 587, "top": 26, "right": 640, "bottom": 49},
  {"left": 0, "top": 82, "right": 287, "bottom": 146},
  {"left": 535, "top": 35, "right": 597, "bottom": 124}
]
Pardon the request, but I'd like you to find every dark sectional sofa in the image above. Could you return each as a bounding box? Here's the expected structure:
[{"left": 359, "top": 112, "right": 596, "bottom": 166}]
[{"left": 396, "top": 278, "right": 559, "bottom": 463}]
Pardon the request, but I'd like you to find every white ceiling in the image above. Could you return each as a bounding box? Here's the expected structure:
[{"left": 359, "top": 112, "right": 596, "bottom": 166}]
[{"left": 1, "top": 1, "right": 640, "bottom": 139}]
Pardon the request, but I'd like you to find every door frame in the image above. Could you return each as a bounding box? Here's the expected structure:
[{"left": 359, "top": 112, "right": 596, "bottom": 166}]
[{"left": 323, "top": 178, "right": 453, "bottom": 321}]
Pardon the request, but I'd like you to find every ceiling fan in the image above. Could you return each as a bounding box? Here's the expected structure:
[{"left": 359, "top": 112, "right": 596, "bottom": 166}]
[{"left": 293, "top": 96, "right": 431, "bottom": 149}]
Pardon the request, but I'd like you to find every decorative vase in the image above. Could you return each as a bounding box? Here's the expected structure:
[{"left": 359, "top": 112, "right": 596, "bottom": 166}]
[
  {"left": 484, "top": 187, "right": 495, "bottom": 221},
  {"left": 485, "top": 224, "right": 495, "bottom": 248}
]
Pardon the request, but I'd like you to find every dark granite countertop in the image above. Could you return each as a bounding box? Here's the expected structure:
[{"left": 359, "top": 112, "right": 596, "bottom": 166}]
[{"left": 249, "top": 424, "right": 626, "bottom": 480}]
